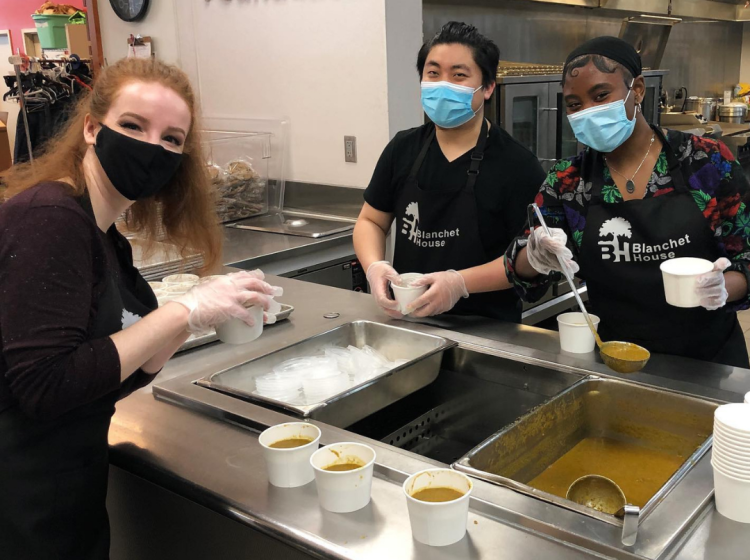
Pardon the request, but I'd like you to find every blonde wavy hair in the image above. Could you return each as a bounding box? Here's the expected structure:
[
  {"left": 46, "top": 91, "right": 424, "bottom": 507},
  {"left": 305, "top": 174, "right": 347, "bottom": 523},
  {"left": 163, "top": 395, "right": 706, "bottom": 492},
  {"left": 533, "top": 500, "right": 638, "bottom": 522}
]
[{"left": 1, "top": 57, "right": 222, "bottom": 272}]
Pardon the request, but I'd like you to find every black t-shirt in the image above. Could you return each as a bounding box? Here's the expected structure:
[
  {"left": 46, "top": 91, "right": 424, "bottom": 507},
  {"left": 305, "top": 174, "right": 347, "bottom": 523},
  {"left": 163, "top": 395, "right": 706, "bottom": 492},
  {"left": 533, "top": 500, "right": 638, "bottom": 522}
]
[{"left": 364, "top": 122, "right": 546, "bottom": 261}]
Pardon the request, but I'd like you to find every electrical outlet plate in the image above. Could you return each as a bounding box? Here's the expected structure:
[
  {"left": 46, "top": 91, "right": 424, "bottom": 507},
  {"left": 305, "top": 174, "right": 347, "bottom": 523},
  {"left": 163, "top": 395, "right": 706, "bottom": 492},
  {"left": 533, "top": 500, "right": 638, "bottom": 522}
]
[{"left": 345, "top": 136, "right": 357, "bottom": 163}]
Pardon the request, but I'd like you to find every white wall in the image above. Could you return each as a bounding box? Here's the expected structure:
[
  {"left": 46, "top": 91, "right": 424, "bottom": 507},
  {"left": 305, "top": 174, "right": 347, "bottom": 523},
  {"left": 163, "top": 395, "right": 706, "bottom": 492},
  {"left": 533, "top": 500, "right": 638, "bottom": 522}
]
[
  {"left": 175, "top": 0, "right": 422, "bottom": 188},
  {"left": 98, "top": 0, "right": 179, "bottom": 65}
]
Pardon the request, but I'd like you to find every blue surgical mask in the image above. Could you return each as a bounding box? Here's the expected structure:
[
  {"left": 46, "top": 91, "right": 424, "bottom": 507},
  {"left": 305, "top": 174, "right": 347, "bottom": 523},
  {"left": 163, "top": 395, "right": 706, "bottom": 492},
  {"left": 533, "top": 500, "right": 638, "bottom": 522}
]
[
  {"left": 567, "top": 80, "right": 636, "bottom": 153},
  {"left": 421, "top": 81, "right": 482, "bottom": 129}
]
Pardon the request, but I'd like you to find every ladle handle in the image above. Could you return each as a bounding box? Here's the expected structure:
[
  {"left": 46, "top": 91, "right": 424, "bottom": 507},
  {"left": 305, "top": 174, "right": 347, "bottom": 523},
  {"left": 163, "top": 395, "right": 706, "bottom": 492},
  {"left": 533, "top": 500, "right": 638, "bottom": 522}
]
[{"left": 530, "top": 204, "right": 603, "bottom": 348}]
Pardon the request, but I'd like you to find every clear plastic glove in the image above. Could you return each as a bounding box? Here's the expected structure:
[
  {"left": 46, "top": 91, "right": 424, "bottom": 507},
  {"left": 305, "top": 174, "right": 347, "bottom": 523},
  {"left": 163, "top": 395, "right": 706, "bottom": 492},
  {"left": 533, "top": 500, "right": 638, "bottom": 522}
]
[
  {"left": 526, "top": 227, "right": 580, "bottom": 276},
  {"left": 696, "top": 257, "right": 731, "bottom": 311},
  {"left": 405, "top": 270, "right": 469, "bottom": 318},
  {"left": 366, "top": 261, "right": 403, "bottom": 319},
  {"left": 173, "top": 270, "right": 283, "bottom": 334}
]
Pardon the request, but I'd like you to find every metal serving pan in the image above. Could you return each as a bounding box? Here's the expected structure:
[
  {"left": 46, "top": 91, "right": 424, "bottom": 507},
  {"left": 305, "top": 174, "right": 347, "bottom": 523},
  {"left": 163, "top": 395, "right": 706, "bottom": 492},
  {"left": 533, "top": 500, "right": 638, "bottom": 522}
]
[
  {"left": 453, "top": 377, "right": 717, "bottom": 528},
  {"left": 195, "top": 320, "right": 456, "bottom": 428}
]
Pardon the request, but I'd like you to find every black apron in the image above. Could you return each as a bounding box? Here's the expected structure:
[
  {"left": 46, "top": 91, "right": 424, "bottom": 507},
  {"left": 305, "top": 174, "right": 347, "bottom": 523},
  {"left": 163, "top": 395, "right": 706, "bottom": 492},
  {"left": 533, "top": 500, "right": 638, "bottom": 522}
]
[
  {"left": 578, "top": 127, "right": 749, "bottom": 368},
  {"left": 0, "top": 199, "right": 156, "bottom": 560},
  {"left": 393, "top": 120, "right": 519, "bottom": 321}
]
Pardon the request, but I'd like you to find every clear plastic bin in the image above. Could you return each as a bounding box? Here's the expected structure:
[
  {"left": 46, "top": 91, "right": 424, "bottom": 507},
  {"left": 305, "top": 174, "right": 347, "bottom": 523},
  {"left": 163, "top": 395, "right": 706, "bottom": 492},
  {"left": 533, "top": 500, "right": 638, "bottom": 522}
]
[{"left": 202, "top": 131, "right": 271, "bottom": 223}]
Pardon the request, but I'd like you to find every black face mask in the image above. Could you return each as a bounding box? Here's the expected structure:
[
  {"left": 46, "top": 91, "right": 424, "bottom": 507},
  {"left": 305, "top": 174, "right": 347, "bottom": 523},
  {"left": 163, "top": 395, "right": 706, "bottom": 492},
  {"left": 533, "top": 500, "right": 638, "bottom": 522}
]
[{"left": 94, "top": 124, "right": 184, "bottom": 201}]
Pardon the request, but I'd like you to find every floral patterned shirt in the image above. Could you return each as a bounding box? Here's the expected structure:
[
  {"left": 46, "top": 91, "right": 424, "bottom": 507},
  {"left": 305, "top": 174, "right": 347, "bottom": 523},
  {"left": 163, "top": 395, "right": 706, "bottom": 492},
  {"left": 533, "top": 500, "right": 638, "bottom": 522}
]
[{"left": 505, "top": 128, "right": 750, "bottom": 311}]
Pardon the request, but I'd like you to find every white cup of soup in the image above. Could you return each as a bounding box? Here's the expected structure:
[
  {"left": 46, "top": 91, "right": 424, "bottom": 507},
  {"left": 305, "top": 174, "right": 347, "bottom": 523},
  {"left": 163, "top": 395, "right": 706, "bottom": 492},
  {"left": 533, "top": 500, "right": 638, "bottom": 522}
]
[
  {"left": 258, "top": 422, "right": 321, "bottom": 488},
  {"left": 403, "top": 468, "right": 473, "bottom": 547},
  {"left": 310, "top": 442, "right": 376, "bottom": 513}
]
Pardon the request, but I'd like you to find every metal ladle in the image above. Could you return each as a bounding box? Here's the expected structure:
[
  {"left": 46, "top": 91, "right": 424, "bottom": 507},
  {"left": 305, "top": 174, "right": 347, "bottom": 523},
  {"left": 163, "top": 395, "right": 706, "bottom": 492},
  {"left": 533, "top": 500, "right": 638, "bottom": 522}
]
[
  {"left": 529, "top": 204, "right": 650, "bottom": 374},
  {"left": 566, "top": 475, "right": 640, "bottom": 547}
]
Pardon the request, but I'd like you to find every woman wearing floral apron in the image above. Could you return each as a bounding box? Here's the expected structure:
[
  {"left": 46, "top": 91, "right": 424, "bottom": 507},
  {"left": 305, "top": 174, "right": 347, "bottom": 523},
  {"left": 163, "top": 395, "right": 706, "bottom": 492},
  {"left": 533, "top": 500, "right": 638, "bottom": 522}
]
[{"left": 506, "top": 37, "right": 750, "bottom": 368}]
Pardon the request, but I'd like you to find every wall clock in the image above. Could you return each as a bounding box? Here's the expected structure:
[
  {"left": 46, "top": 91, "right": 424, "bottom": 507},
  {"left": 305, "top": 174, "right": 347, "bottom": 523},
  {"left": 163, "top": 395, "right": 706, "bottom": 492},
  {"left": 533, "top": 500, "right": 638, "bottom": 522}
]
[{"left": 110, "top": 0, "right": 149, "bottom": 22}]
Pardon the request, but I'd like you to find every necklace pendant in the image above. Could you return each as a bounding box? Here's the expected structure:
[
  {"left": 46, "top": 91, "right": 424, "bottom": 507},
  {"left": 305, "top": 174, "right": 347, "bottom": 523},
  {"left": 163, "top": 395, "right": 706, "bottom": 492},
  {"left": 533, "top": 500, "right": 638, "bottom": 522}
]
[{"left": 626, "top": 179, "right": 636, "bottom": 194}]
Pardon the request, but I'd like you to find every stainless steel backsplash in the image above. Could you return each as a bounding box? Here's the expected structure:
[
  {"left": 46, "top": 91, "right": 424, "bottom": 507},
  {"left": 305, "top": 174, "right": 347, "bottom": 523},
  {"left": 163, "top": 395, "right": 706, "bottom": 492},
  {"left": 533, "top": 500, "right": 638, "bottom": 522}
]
[{"left": 424, "top": 0, "right": 742, "bottom": 99}]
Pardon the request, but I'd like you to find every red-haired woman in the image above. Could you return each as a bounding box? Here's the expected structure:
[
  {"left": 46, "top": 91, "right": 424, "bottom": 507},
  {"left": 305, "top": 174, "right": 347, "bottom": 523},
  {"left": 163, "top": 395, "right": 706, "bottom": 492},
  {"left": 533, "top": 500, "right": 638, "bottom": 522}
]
[{"left": 0, "top": 58, "right": 277, "bottom": 559}]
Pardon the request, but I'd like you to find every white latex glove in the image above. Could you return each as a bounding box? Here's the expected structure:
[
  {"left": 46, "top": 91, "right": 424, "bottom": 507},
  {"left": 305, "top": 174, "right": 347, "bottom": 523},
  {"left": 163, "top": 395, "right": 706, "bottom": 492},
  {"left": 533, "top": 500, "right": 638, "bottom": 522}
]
[
  {"left": 696, "top": 257, "right": 731, "bottom": 311},
  {"left": 366, "top": 261, "right": 403, "bottom": 319},
  {"left": 405, "top": 270, "right": 469, "bottom": 318},
  {"left": 173, "top": 270, "right": 283, "bottom": 334},
  {"left": 526, "top": 227, "right": 580, "bottom": 276}
]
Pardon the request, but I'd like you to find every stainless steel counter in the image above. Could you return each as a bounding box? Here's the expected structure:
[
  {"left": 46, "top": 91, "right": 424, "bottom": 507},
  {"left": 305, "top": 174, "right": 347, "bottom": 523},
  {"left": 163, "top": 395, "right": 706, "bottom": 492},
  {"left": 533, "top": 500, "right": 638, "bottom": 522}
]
[
  {"left": 221, "top": 226, "right": 354, "bottom": 272},
  {"left": 108, "top": 277, "right": 750, "bottom": 560}
]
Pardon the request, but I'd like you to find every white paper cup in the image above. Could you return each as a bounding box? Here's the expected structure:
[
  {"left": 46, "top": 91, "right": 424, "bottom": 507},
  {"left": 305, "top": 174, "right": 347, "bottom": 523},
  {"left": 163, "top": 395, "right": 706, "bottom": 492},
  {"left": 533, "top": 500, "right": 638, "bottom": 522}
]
[
  {"left": 258, "top": 423, "right": 321, "bottom": 488},
  {"left": 711, "top": 454, "right": 750, "bottom": 476},
  {"left": 745, "top": 391, "right": 750, "bottom": 404},
  {"left": 216, "top": 305, "right": 263, "bottom": 345},
  {"left": 163, "top": 273, "right": 200, "bottom": 285},
  {"left": 148, "top": 281, "right": 165, "bottom": 290},
  {"left": 715, "top": 403, "right": 750, "bottom": 433},
  {"left": 714, "top": 439, "right": 750, "bottom": 460},
  {"left": 557, "top": 312, "right": 600, "bottom": 353},
  {"left": 660, "top": 258, "right": 713, "bottom": 308},
  {"left": 714, "top": 463, "right": 750, "bottom": 523},
  {"left": 714, "top": 423, "right": 750, "bottom": 444},
  {"left": 391, "top": 273, "right": 428, "bottom": 315},
  {"left": 310, "top": 442, "right": 376, "bottom": 513},
  {"left": 403, "top": 468, "right": 473, "bottom": 547}
]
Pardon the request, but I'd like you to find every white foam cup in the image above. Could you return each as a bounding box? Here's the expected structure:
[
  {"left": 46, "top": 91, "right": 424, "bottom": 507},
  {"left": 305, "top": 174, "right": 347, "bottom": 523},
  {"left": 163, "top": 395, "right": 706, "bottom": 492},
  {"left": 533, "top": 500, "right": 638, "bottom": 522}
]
[
  {"left": 310, "top": 442, "right": 376, "bottom": 513},
  {"left": 403, "top": 468, "right": 473, "bottom": 547},
  {"left": 216, "top": 305, "right": 263, "bottom": 344},
  {"left": 713, "top": 463, "right": 750, "bottom": 523},
  {"left": 258, "top": 422, "right": 321, "bottom": 488},
  {"left": 660, "top": 258, "right": 714, "bottom": 308},
  {"left": 390, "top": 273, "right": 428, "bottom": 315},
  {"left": 557, "top": 312, "right": 600, "bottom": 353}
]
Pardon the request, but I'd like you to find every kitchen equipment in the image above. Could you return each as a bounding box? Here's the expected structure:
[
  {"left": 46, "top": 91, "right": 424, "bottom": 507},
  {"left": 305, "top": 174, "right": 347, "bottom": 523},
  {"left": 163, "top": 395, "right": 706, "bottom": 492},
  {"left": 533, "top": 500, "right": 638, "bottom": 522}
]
[
  {"left": 281, "top": 256, "right": 367, "bottom": 293},
  {"left": 566, "top": 475, "right": 626, "bottom": 514},
  {"left": 403, "top": 469, "right": 473, "bottom": 547},
  {"left": 490, "top": 64, "right": 667, "bottom": 171},
  {"left": 719, "top": 103, "right": 748, "bottom": 124},
  {"left": 567, "top": 475, "right": 640, "bottom": 546},
  {"left": 258, "top": 422, "right": 321, "bottom": 488},
  {"left": 684, "top": 96, "right": 702, "bottom": 113},
  {"left": 530, "top": 204, "right": 650, "bottom": 374},
  {"left": 310, "top": 442, "right": 376, "bottom": 513},
  {"left": 229, "top": 211, "right": 353, "bottom": 238},
  {"left": 194, "top": 321, "right": 456, "bottom": 427},
  {"left": 660, "top": 257, "right": 713, "bottom": 308},
  {"left": 618, "top": 17, "right": 676, "bottom": 72},
  {"left": 700, "top": 98, "right": 718, "bottom": 121},
  {"left": 453, "top": 377, "right": 717, "bottom": 544}
]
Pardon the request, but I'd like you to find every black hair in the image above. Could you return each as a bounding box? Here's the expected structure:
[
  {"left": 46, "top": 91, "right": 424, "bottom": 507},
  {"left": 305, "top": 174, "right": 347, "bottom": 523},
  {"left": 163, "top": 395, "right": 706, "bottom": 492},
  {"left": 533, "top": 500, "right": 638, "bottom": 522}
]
[
  {"left": 416, "top": 21, "right": 500, "bottom": 88},
  {"left": 562, "top": 54, "right": 634, "bottom": 87}
]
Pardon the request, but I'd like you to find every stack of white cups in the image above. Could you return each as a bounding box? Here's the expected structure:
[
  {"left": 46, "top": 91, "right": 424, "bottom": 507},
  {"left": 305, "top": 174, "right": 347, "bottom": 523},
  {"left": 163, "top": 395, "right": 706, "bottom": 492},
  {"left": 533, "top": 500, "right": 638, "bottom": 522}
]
[{"left": 712, "top": 403, "right": 750, "bottom": 523}]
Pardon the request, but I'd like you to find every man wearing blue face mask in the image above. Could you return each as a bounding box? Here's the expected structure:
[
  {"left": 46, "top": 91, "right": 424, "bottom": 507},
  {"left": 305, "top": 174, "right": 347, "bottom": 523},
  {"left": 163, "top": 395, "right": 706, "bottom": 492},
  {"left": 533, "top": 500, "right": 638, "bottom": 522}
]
[
  {"left": 354, "top": 22, "right": 545, "bottom": 321},
  {"left": 507, "top": 36, "right": 750, "bottom": 368}
]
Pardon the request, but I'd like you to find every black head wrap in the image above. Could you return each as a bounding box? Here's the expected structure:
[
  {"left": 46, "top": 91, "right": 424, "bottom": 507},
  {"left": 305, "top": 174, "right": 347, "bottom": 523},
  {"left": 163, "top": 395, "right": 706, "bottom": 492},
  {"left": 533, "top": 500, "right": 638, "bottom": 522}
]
[{"left": 564, "top": 36, "right": 642, "bottom": 79}]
